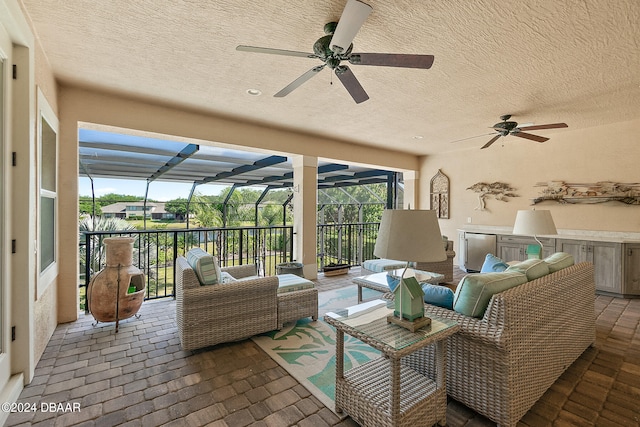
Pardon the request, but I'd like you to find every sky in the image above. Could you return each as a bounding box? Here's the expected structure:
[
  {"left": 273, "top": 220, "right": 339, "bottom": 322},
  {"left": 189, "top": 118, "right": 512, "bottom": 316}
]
[{"left": 78, "top": 177, "right": 229, "bottom": 201}]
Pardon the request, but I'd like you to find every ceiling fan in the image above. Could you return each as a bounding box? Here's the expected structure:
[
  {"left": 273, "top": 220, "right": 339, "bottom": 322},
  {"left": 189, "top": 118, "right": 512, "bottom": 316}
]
[
  {"left": 480, "top": 115, "right": 568, "bottom": 149},
  {"left": 236, "top": 0, "right": 434, "bottom": 103}
]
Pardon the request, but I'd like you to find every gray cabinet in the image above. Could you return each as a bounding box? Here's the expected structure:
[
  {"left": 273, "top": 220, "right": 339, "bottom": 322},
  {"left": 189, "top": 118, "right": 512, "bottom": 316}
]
[
  {"left": 460, "top": 228, "right": 640, "bottom": 298},
  {"left": 497, "top": 235, "right": 556, "bottom": 262},
  {"left": 623, "top": 244, "right": 640, "bottom": 296},
  {"left": 556, "top": 239, "right": 622, "bottom": 294}
]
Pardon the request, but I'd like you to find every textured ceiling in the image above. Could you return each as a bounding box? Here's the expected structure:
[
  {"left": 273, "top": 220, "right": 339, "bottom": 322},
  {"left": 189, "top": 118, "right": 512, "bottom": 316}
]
[{"left": 20, "top": 0, "right": 640, "bottom": 155}]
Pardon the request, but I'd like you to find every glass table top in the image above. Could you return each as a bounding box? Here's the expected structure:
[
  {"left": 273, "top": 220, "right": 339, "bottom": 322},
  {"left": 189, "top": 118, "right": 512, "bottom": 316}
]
[
  {"left": 356, "top": 269, "right": 445, "bottom": 286},
  {"left": 325, "top": 299, "right": 458, "bottom": 351}
]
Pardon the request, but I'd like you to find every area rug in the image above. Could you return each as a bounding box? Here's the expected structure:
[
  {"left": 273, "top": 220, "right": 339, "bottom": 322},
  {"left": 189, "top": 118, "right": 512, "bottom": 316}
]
[{"left": 251, "top": 286, "right": 383, "bottom": 414}]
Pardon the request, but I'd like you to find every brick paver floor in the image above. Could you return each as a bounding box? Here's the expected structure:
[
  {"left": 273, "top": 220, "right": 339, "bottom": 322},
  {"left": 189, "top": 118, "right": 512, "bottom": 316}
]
[{"left": 5, "top": 266, "right": 640, "bottom": 426}]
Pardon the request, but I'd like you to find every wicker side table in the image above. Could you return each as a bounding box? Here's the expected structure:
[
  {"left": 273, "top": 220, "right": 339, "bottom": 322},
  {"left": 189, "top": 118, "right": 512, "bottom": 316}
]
[{"left": 325, "top": 300, "right": 459, "bottom": 427}]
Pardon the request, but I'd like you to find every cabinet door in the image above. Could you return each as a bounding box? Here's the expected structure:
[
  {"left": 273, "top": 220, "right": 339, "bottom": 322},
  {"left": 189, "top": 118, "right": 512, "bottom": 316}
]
[
  {"left": 498, "top": 243, "right": 525, "bottom": 262},
  {"left": 590, "top": 242, "right": 622, "bottom": 294},
  {"left": 624, "top": 244, "right": 640, "bottom": 295},
  {"left": 541, "top": 244, "right": 556, "bottom": 259},
  {"left": 556, "top": 239, "right": 588, "bottom": 263}
]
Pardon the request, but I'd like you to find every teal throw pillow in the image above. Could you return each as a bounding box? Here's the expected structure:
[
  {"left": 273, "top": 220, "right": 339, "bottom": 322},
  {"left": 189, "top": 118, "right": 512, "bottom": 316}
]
[
  {"left": 480, "top": 253, "right": 509, "bottom": 273},
  {"left": 506, "top": 258, "right": 549, "bottom": 281},
  {"left": 453, "top": 271, "right": 527, "bottom": 318},
  {"left": 544, "top": 252, "right": 575, "bottom": 273},
  {"left": 422, "top": 284, "right": 454, "bottom": 309},
  {"left": 386, "top": 273, "right": 401, "bottom": 292}
]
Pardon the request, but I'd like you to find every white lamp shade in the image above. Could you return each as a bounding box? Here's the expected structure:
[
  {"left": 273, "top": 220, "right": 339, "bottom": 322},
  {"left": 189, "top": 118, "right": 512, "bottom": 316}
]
[
  {"left": 373, "top": 209, "right": 447, "bottom": 263},
  {"left": 512, "top": 209, "right": 558, "bottom": 236}
]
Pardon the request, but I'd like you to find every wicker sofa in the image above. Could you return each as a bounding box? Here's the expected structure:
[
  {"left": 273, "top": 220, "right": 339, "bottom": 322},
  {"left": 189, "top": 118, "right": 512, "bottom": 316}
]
[
  {"left": 411, "top": 261, "right": 596, "bottom": 427},
  {"left": 175, "top": 256, "right": 318, "bottom": 351}
]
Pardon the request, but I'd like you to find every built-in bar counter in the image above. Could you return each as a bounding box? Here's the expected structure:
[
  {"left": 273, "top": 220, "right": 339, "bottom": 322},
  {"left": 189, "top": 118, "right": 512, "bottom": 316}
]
[{"left": 458, "top": 226, "right": 640, "bottom": 297}]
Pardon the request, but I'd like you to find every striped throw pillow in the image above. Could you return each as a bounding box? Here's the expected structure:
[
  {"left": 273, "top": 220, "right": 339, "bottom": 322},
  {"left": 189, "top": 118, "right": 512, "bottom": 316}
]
[{"left": 186, "top": 248, "right": 222, "bottom": 286}]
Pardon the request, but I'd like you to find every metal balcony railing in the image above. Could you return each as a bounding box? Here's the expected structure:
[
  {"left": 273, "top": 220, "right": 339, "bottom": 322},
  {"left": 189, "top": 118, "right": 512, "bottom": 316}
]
[{"left": 79, "top": 222, "right": 380, "bottom": 311}]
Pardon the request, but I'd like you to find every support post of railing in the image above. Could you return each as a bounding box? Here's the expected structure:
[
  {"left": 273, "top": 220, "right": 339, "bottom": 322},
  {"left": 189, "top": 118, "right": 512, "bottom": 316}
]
[
  {"left": 172, "top": 231, "right": 178, "bottom": 299},
  {"left": 239, "top": 228, "right": 244, "bottom": 265},
  {"left": 337, "top": 205, "right": 344, "bottom": 263},
  {"left": 347, "top": 224, "right": 352, "bottom": 265},
  {"left": 356, "top": 221, "right": 364, "bottom": 265},
  {"left": 84, "top": 232, "right": 91, "bottom": 313},
  {"left": 318, "top": 225, "right": 325, "bottom": 271},
  {"left": 289, "top": 228, "right": 294, "bottom": 263}
]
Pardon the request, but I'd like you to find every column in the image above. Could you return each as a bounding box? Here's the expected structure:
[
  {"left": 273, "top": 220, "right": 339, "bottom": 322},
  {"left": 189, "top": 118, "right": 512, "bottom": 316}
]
[
  {"left": 403, "top": 170, "right": 419, "bottom": 209},
  {"left": 292, "top": 155, "right": 318, "bottom": 279}
]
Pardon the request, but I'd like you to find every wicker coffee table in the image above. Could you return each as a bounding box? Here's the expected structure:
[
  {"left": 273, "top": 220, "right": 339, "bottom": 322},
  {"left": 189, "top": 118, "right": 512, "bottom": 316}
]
[
  {"left": 325, "top": 300, "right": 459, "bottom": 427},
  {"left": 353, "top": 269, "right": 445, "bottom": 303}
]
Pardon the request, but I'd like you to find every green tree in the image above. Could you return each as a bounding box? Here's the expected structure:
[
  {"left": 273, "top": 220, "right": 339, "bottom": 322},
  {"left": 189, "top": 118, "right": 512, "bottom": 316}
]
[
  {"left": 191, "top": 193, "right": 223, "bottom": 227},
  {"left": 258, "top": 204, "right": 283, "bottom": 226},
  {"left": 95, "top": 193, "right": 141, "bottom": 207},
  {"left": 79, "top": 198, "right": 102, "bottom": 216},
  {"left": 165, "top": 198, "right": 188, "bottom": 220}
]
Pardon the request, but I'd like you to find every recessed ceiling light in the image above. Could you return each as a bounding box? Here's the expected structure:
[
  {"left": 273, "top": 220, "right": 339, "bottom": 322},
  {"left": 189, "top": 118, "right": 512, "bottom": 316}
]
[
  {"left": 412, "top": 135, "right": 424, "bottom": 140},
  {"left": 246, "top": 89, "right": 262, "bottom": 96}
]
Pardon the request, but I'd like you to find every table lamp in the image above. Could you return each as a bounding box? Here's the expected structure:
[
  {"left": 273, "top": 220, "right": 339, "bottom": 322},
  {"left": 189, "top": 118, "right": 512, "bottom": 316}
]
[
  {"left": 512, "top": 209, "right": 557, "bottom": 258},
  {"left": 374, "top": 209, "right": 446, "bottom": 331}
]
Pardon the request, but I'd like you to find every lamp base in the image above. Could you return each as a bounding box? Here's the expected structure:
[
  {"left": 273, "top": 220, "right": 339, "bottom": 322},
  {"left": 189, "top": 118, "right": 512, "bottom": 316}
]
[{"left": 386, "top": 314, "right": 431, "bottom": 332}]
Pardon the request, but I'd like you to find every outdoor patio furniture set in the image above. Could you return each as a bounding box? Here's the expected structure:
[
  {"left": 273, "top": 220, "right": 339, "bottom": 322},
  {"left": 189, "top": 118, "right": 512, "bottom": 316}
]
[
  {"left": 175, "top": 248, "right": 318, "bottom": 351},
  {"left": 174, "top": 245, "right": 596, "bottom": 427}
]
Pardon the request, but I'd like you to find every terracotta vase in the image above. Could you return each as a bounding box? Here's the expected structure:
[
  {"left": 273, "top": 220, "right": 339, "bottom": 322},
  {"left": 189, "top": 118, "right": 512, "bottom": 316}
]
[{"left": 87, "top": 237, "right": 146, "bottom": 331}]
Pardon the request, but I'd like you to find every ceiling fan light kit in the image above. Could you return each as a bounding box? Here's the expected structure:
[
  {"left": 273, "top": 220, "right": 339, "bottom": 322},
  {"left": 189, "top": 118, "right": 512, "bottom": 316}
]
[{"left": 236, "top": 0, "right": 434, "bottom": 103}]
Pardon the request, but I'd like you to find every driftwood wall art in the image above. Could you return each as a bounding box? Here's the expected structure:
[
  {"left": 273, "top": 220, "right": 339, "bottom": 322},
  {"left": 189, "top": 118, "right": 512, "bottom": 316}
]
[
  {"left": 430, "top": 169, "right": 450, "bottom": 218},
  {"left": 532, "top": 181, "right": 640, "bottom": 205},
  {"left": 467, "top": 182, "right": 518, "bottom": 211}
]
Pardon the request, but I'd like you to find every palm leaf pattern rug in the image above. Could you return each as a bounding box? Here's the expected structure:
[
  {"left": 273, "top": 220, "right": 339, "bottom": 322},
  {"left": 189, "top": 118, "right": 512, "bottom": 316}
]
[{"left": 251, "top": 286, "right": 382, "bottom": 413}]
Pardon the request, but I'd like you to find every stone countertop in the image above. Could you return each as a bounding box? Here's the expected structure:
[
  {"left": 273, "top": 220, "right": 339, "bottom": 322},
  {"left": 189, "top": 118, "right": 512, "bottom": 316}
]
[{"left": 458, "top": 225, "right": 640, "bottom": 243}]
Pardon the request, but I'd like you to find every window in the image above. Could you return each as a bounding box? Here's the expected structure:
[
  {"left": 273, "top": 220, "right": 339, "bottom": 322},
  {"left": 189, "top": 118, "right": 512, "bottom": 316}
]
[{"left": 38, "top": 89, "right": 58, "bottom": 295}]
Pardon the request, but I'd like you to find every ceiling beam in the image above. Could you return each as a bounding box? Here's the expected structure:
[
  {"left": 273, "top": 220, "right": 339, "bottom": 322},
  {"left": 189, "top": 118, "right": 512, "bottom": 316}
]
[
  {"left": 235, "top": 163, "right": 350, "bottom": 188},
  {"left": 195, "top": 155, "right": 288, "bottom": 185},
  {"left": 319, "top": 169, "right": 393, "bottom": 183},
  {"left": 147, "top": 144, "right": 199, "bottom": 182},
  {"left": 79, "top": 141, "right": 181, "bottom": 157}
]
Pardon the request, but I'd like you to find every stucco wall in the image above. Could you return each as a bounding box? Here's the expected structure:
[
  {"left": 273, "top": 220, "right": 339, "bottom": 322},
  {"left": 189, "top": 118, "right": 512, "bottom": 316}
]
[
  {"left": 33, "top": 36, "right": 58, "bottom": 361},
  {"left": 419, "top": 117, "right": 640, "bottom": 246}
]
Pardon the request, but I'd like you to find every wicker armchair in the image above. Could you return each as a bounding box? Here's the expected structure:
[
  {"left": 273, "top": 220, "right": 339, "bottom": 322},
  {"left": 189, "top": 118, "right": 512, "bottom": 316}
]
[
  {"left": 175, "top": 256, "right": 279, "bottom": 351},
  {"left": 414, "top": 247, "right": 455, "bottom": 282}
]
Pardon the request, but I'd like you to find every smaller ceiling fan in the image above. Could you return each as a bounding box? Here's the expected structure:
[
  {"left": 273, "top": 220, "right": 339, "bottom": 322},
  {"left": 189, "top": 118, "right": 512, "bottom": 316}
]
[
  {"left": 236, "top": 0, "right": 434, "bottom": 103},
  {"left": 481, "top": 115, "right": 568, "bottom": 149}
]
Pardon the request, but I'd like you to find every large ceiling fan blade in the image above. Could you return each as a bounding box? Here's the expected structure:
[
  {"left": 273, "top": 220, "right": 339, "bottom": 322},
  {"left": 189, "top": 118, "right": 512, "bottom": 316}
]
[
  {"left": 335, "top": 66, "right": 369, "bottom": 103},
  {"left": 274, "top": 65, "right": 325, "bottom": 98},
  {"left": 512, "top": 132, "right": 549, "bottom": 143},
  {"left": 329, "top": 0, "right": 373, "bottom": 54},
  {"left": 349, "top": 53, "right": 434, "bottom": 69},
  {"left": 236, "top": 45, "right": 317, "bottom": 59},
  {"left": 481, "top": 134, "right": 502, "bottom": 149},
  {"left": 448, "top": 132, "right": 495, "bottom": 144},
  {"left": 517, "top": 123, "right": 568, "bottom": 131}
]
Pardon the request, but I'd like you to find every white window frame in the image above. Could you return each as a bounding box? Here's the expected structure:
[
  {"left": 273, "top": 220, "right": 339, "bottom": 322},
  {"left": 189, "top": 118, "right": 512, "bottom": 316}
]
[{"left": 37, "top": 88, "right": 58, "bottom": 298}]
